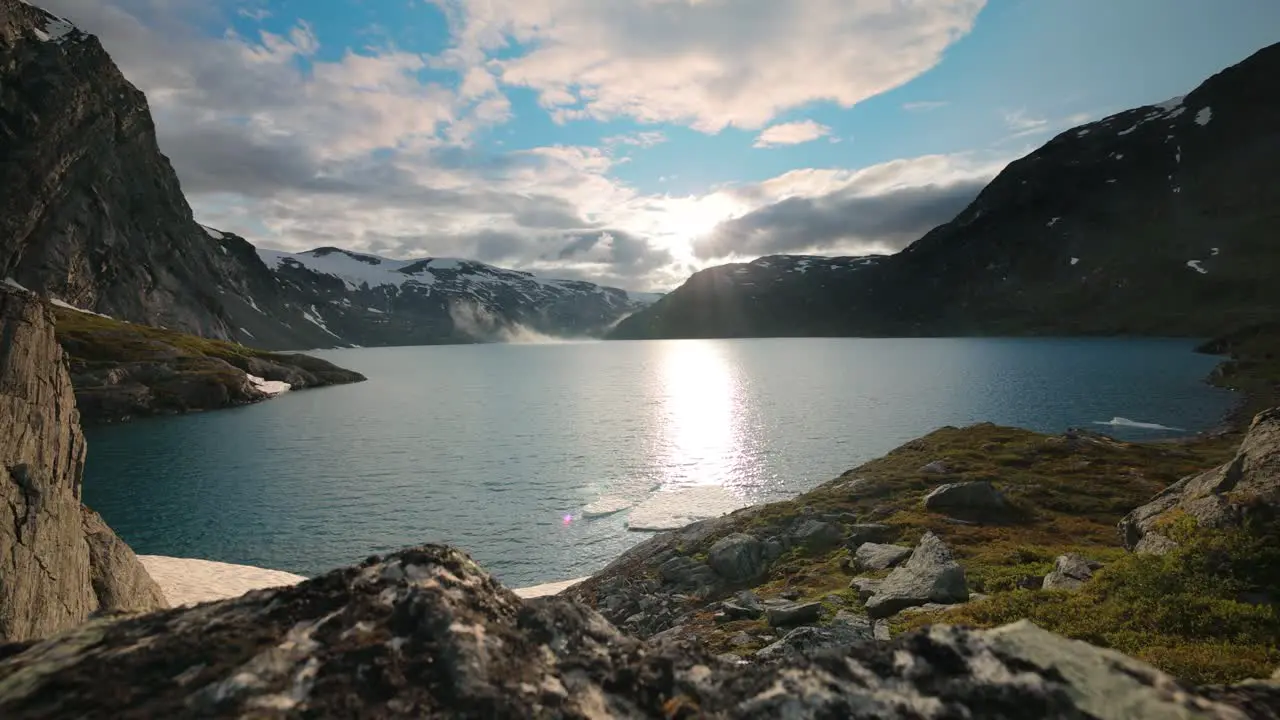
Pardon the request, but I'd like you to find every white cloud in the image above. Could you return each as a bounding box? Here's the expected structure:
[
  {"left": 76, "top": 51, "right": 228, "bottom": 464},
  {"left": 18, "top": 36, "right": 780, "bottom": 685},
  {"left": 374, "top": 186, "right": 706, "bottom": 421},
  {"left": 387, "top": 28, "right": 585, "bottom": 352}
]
[
  {"left": 753, "top": 120, "right": 831, "bottom": 148},
  {"left": 603, "top": 131, "right": 668, "bottom": 149},
  {"left": 436, "top": 0, "right": 986, "bottom": 131},
  {"left": 1002, "top": 108, "right": 1050, "bottom": 137}
]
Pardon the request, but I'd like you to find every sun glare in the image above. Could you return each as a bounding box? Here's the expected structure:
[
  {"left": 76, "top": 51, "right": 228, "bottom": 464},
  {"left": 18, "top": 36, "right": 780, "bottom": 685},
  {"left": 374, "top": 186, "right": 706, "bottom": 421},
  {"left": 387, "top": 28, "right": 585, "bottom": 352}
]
[
  {"left": 657, "top": 341, "right": 749, "bottom": 489},
  {"left": 654, "top": 194, "right": 743, "bottom": 256}
]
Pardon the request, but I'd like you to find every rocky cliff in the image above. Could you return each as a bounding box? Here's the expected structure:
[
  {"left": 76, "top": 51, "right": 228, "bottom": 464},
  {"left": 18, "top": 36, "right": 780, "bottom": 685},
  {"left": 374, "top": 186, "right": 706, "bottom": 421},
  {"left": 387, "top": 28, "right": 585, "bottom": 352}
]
[
  {"left": 0, "top": 286, "right": 165, "bottom": 642},
  {"left": 0, "top": 1, "right": 652, "bottom": 351},
  {"left": 613, "top": 41, "right": 1280, "bottom": 340},
  {"left": 0, "top": 543, "right": 1274, "bottom": 718}
]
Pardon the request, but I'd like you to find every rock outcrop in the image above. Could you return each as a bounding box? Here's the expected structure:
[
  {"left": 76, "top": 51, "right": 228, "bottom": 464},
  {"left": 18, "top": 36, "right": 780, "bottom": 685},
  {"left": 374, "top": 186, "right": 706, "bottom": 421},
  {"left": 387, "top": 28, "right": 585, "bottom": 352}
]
[
  {"left": 852, "top": 542, "right": 912, "bottom": 571},
  {"left": 0, "top": 288, "right": 165, "bottom": 642},
  {"left": 612, "top": 41, "right": 1280, "bottom": 341},
  {"left": 1120, "top": 408, "right": 1280, "bottom": 553},
  {"left": 1041, "top": 553, "right": 1102, "bottom": 591},
  {"left": 0, "top": 543, "right": 1273, "bottom": 718},
  {"left": 864, "top": 531, "right": 969, "bottom": 618},
  {"left": 923, "top": 480, "right": 1008, "bottom": 517}
]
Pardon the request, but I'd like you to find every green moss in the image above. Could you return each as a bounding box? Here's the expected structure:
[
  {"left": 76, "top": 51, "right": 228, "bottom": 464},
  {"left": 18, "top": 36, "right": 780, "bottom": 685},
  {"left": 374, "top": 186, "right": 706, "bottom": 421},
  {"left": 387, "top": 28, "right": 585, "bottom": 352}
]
[{"left": 901, "top": 525, "right": 1280, "bottom": 684}]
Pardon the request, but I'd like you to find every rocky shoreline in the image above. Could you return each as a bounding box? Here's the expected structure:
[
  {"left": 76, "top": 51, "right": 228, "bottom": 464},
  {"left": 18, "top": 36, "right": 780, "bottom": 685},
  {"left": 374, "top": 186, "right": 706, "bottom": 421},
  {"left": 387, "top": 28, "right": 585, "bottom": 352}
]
[{"left": 51, "top": 298, "right": 366, "bottom": 424}]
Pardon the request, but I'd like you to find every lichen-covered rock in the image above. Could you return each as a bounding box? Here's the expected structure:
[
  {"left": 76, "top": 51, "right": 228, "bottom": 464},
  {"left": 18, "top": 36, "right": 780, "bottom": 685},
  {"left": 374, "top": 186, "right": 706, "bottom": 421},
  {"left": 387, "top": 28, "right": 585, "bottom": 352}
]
[
  {"left": 790, "top": 519, "right": 845, "bottom": 551},
  {"left": 1042, "top": 553, "right": 1102, "bottom": 591},
  {"left": 1120, "top": 408, "right": 1280, "bottom": 554},
  {"left": 765, "top": 601, "right": 822, "bottom": 628},
  {"left": 853, "top": 542, "right": 912, "bottom": 571},
  {"left": 849, "top": 577, "right": 883, "bottom": 603},
  {"left": 0, "top": 544, "right": 1270, "bottom": 719},
  {"left": 844, "top": 523, "right": 896, "bottom": 548},
  {"left": 706, "top": 533, "right": 767, "bottom": 584},
  {"left": 923, "top": 480, "right": 1008, "bottom": 516},
  {"left": 865, "top": 531, "right": 968, "bottom": 618},
  {"left": 755, "top": 622, "right": 873, "bottom": 662},
  {"left": 0, "top": 288, "right": 165, "bottom": 642}
]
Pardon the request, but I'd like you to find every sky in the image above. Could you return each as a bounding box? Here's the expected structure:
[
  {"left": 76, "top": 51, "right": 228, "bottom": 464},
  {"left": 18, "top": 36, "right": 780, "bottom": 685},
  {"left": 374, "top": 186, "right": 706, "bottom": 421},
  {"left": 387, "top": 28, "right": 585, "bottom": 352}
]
[{"left": 38, "top": 0, "right": 1280, "bottom": 292}]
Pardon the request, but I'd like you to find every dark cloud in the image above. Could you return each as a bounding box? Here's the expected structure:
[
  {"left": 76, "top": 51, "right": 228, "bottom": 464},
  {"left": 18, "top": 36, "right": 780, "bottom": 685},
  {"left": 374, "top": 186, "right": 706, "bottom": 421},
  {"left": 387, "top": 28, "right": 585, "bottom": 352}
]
[{"left": 693, "top": 179, "right": 987, "bottom": 259}]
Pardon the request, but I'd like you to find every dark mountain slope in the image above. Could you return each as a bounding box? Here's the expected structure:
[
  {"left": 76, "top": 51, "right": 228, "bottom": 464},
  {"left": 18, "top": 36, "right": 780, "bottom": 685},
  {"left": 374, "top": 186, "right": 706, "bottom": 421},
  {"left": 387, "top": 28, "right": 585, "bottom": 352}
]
[{"left": 613, "top": 41, "right": 1280, "bottom": 340}]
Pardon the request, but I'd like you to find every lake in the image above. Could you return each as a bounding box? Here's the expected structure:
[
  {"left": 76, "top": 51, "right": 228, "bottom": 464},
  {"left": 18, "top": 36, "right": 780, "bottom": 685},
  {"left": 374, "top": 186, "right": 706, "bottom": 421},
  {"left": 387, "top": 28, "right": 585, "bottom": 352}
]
[{"left": 82, "top": 337, "right": 1236, "bottom": 588}]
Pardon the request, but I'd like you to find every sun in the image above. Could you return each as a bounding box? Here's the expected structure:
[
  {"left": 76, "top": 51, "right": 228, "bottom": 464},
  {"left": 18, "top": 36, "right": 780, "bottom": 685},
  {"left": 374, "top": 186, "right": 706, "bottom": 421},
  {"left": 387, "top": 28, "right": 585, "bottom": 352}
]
[{"left": 653, "top": 193, "right": 744, "bottom": 257}]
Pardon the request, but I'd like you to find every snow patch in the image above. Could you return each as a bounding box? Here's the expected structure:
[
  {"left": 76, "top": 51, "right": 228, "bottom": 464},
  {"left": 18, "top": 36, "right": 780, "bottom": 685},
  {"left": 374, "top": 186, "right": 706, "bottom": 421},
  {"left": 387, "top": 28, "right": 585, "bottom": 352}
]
[
  {"left": 1046, "top": 217, "right": 1061, "bottom": 228},
  {"left": 240, "top": 328, "right": 256, "bottom": 339},
  {"left": 1075, "top": 128, "right": 1090, "bottom": 137},
  {"left": 244, "top": 295, "right": 265, "bottom": 315},
  {"left": 1070, "top": 257, "right": 1080, "bottom": 266},
  {"left": 626, "top": 485, "right": 748, "bottom": 532},
  {"left": 581, "top": 497, "right": 634, "bottom": 518},
  {"left": 201, "top": 225, "right": 225, "bottom": 240},
  {"left": 1195, "top": 107, "right": 1212, "bottom": 126},
  {"left": 3, "top": 277, "right": 28, "bottom": 291},
  {"left": 50, "top": 297, "right": 113, "bottom": 319},
  {"left": 1092, "top": 417, "right": 1184, "bottom": 432},
  {"left": 1154, "top": 95, "right": 1185, "bottom": 111},
  {"left": 32, "top": 15, "right": 78, "bottom": 43},
  {"left": 302, "top": 306, "right": 342, "bottom": 339},
  {"left": 1211, "top": 247, "right": 1220, "bottom": 256},
  {"left": 1186, "top": 260, "right": 1207, "bottom": 274},
  {"left": 246, "top": 373, "right": 291, "bottom": 396}
]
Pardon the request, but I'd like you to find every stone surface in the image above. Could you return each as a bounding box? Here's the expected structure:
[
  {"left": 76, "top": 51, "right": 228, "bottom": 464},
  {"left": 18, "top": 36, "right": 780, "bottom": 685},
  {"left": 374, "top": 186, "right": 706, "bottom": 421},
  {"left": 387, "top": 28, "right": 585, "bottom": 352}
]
[
  {"left": 845, "top": 523, "right": 896, "bottom": 548},
  {"left": 657, "top": 556, "right": 719, "bottom": 597},
  {"left": 0, "top": 288, "right": 165, "bottom": 642},
  {"left": 849, "top": 577, "right": 883, "bottom": 603},
  {"left": 1120, "top": 408, "right": 1280, "bottom": 554},
  {"left": 755, "top": 622, "right": 874, "bottom": 661},
  {"left": 853, "top": 542, "right": 912, "bottom": 571},
  {"left": 766, "top": 601, "right": 823, "bottom": 628},
  {"left": 707, "top": 533, "right": 768, "bottom": 584},
  {"left": 920, "top": 460, "right": 952, "bottom": 475},
  {"left": 0, "top": 545, "right": 1271, "bottom": 718},
  {"left": 790, "top": 518, "right": 845, "bottom": 551},
  {"left": 923, "top": 480, "right": 1008, "bottom": 516},
  {"left": 1042, "top": 553, "right": 1103, "bottom": 591},
  {"left": 865, "top": 531, "right": 969, "bottom": 618}
]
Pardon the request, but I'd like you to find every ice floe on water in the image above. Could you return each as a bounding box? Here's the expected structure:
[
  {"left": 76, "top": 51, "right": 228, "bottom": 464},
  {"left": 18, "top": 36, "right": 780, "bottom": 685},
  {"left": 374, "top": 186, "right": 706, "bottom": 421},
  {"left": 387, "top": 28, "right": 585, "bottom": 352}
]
[
  {"left": 1093, "top": 417, "right": 1185, "bottom": 432},
  {"left": 581, "top": 496, "right": 635, "bottom": 518},
  {"left": 626, "top": 485, "right": 750, "bottom": 531}
]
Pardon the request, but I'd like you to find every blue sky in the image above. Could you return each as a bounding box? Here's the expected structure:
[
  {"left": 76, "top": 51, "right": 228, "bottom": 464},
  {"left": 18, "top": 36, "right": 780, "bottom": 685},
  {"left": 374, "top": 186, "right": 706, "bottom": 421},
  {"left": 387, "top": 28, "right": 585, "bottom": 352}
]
[{"left": 44, "top": 0, "right": 1280, "bottom": 291}]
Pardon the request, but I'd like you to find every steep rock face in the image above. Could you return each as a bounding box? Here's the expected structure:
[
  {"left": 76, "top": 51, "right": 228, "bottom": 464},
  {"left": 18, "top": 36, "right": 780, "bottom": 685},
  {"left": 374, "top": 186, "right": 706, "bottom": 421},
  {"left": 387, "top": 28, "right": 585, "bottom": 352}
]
[
  {"left": 0, "top": 287, "right": 164, "bottom": 642},
  {"left": 0, "top": 0, "right": 235, "bottom": 337},
  {"left": 1120, "top": 407, "right": 1280, "bottom": 553},
  {"left": 613, "top": 41, "right": 1280, "bottom": 340},
  {"left": 0, "top": 543, "right": 1273, "bottom": 718}
]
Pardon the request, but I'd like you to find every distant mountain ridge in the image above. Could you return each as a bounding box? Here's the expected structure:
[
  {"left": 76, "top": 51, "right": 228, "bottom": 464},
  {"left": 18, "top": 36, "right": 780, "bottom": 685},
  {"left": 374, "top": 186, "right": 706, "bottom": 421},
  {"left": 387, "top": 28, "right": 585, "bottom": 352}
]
[
  {"left": 613, "top": 41, "right": 1280, "bottom": 340},
  {"left": 0, "top": 0, "right": 655, "bottom": 350}
]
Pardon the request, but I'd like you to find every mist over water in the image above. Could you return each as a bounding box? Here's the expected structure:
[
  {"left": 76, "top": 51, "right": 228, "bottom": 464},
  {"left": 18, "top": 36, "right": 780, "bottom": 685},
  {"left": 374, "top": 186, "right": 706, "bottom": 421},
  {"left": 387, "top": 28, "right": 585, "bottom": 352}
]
[
  {"left": 82, "top": 337, "right": 1235, "bottom": 587},
  {"left": 448, "top": 299, "right": 577, "bottom": 344}
]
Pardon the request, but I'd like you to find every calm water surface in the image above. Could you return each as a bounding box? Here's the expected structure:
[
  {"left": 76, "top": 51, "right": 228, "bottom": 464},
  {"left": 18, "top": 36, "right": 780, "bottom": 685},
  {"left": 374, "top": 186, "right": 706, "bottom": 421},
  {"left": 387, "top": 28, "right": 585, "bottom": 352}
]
[{"left": 82, "top": 338, "right": 1235, "bottom": 587}]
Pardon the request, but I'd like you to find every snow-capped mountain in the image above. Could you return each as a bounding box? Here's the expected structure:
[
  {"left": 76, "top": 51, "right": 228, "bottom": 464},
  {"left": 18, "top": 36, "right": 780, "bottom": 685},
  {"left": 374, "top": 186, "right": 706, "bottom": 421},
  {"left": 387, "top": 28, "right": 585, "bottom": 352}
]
[
  {"left": 614, "top": 41, "right": 1280, "bottom": 340},
  {"left": 207, "top": 240, "right": 660, "bottom": 349}
]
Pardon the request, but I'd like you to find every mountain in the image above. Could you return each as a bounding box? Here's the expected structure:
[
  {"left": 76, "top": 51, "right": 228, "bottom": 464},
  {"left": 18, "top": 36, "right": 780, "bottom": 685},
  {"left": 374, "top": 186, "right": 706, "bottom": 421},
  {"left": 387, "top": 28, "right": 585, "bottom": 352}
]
[
  {"left": 0, "top": 1, "right": 656, "bottom": 351},
  {"left": 613, "top": 41, "right": 1280, "bottom": 340}
]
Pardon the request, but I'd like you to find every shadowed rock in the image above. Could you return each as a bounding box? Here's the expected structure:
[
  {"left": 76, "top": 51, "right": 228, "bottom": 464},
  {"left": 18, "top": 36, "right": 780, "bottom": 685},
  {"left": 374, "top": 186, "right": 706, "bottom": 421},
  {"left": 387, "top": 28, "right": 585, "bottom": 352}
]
[
  {"left": 923, "top": 480, "right": 1008, "bottom": 517},
  {"left": 853, "top": 542, "right": 912, "bottom": 571},
  {"left": 0, "top": 543, "right": 1272, "bottom": 718},
  {"left": 1042, "top": 553, "right": 1103, "bottom": 591},
  {"left": 0, "top": 288, "right": 165, "bottom": 642}
]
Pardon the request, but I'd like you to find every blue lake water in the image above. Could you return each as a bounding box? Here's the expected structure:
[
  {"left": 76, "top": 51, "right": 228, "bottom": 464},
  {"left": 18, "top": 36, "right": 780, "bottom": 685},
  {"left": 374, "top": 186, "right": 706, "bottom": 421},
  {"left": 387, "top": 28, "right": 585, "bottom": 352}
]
[{"left": 82, "top": 338, "right": 1236, "bottom": 588}]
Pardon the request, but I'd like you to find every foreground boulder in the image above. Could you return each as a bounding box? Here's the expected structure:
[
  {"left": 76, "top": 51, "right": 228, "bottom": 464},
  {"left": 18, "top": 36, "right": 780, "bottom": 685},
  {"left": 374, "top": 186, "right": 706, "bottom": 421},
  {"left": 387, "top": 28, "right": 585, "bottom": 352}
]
[
  {"left": 0, "top": 543, "right": 1274, "bottom": 718},
  {"left": 0, "top": 288, "right": 165, "bottom": 642},
  {"left": 865, "top": 531, "right": 968, "bottom": 618},
  {"left": 1120, "top": 408, "right": 1280, "bottom": 553}
]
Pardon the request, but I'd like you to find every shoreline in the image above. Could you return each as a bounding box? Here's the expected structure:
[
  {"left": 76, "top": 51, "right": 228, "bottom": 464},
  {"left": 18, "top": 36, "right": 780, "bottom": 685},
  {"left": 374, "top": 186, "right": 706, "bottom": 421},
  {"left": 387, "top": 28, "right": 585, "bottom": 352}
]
[{"left": 137, "top": 555, "right": 588, "bottom": 607}]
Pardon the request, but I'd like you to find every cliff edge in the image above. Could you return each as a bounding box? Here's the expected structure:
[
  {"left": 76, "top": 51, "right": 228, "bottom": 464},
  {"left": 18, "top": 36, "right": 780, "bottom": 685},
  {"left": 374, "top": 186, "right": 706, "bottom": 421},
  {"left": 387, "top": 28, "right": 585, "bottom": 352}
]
[{"left": 0, "top": 286, "right": 165, "bottom": 642}]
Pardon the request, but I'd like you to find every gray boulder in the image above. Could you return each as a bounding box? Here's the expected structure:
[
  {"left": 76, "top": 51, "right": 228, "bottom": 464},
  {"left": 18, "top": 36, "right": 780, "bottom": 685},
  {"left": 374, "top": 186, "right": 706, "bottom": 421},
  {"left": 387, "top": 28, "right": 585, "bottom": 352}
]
[
  {"left": 0, "top": 543, "right": 1270, "bottom": 718},
  {"left": 1120, "top": 408, "right": 1280, "bottom": 554},
  {"left": 854, "top": 542, "right": 912, "bottom": 571},
  {"left": 0, "top": 289, "right": 166, "bottom": 642},
  {"left": 1042, "top": 553, "right": 1103, "bottom": 591},
  {"left": 920, "top": 460, "right": 952, "bottom": 475},
  {"left": 845, "top": 523, "right": 896, "bottom": 548},
  {"left": 791, "top": 519, "right": 845, "bottom": 551},
  {"left": 657, "top": 556, "right": 719, "bottom": 596},
  {"left": 923, "top": 480, "right": 1008, "bottom": 515},
  {"left": 849, "top": 577, "right": 883, "bottom": 603},
  {"left": 865, "top": 531, "right": 969, "bottom": 618},
  {"left": 766, "top": 601, "right": 823, "bottom": 627},
  {"left": 707, "top": 533, "right": 768, "bottom": 584},
  {"left": 755, "top": 622, "right": 874, "bottom": 661}
]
